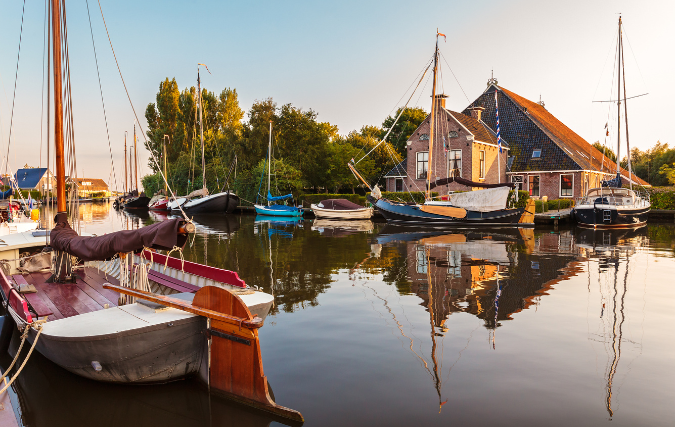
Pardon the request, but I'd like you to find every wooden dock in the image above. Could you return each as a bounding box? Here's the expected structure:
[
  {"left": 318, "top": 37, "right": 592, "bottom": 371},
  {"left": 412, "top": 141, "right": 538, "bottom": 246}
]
[{"left": 534, "top": 208, "right": 573, "bottom": 225}]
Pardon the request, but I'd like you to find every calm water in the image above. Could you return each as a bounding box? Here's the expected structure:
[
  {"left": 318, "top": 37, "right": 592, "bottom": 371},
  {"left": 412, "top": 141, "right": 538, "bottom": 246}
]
[{"left": 3, "top": 202, "right": 675, "bottom": 426}]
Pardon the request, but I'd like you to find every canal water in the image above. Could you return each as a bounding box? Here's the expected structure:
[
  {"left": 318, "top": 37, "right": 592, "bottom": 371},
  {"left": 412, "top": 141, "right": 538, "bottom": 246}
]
[{"left": 2, "top": 201, "right": 675, "bottom": 426}]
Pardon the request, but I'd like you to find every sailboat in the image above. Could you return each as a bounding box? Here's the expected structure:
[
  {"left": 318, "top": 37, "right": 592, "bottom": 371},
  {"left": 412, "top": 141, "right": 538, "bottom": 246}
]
[
  {"left": 574, "top": 17, "right": 650, "bottom": 229},
  {"left": 254, "top": 122, "right": 303, "bottom": 217},
  {"left": 0, "top": 1, "right": 301, "bottom": 421},
  {"left": 353, "top": 32, "right": 533, "bottom": 227},
  {"left": 176, "top": 65, "right": 240, "bottom": 215},
  {"left": 122, "top": 126, "right": 150, "bottom": 209}
]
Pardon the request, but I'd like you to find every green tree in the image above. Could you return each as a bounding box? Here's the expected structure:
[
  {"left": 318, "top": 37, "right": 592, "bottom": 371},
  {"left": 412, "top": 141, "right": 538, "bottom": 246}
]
[
  {"left": 145, "top": 78, "right": 181, "bottom": 172},
  {"left": 592, "top": 141, "right": 617, "bottom": 163},
  {"left": 658, "top": 162, "right": 675, "bottom": 185},
  {"left": 381, "top": 107, "right": 427, "bottom": 155}
]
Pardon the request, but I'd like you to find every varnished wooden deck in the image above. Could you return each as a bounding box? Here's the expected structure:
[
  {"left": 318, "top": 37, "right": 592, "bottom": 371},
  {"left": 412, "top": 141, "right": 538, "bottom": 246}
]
[{"left": 10, "top": 268, "right": 120, "bottom": 321}]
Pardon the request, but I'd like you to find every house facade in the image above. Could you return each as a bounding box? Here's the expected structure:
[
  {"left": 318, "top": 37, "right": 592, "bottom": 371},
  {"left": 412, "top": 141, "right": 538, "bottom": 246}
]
[
  {"left": 385, "top": 95, "right": 509, "bottom": 196},
  {"left": 69, "top": 178, "right": 111, "bottom": 198},
  {"left": 461, "top": 84, "right": 649, "bottom": 201}
]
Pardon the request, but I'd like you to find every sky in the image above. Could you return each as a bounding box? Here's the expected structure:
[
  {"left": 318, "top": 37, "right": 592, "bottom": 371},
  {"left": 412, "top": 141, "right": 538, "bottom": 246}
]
[{"left": 1, "top": 0, "right": 674, "bottom": 189}]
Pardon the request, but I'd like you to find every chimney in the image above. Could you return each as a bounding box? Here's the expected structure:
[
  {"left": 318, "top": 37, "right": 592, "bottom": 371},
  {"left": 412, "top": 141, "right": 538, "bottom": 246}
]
[
  {"left": 467, "top": 106, "right": 485, "bottom": 122},
  {"left": 433, "top": 94, "right": 448, "bottom": 110}
]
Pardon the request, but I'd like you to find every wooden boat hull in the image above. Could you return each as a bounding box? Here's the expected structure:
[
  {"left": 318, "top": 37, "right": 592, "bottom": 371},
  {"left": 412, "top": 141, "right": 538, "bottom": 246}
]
[
  {"left": 123, "top": 196, "right": 150, "bottom": 210},
  {"left": 30, "top": 312, "right": 205, "bottom": 383},
  {"left": 369, "top": 196, "right": 527, "bottom": 227},
  {"left": 310, "top": 204, "right": 373, "bottom": 220},
  {"left": 573, "top": 205, "right": 649, "bottom": 228},
  {"left": 149, "top": 198, "right": 169, "bottom": 211}
]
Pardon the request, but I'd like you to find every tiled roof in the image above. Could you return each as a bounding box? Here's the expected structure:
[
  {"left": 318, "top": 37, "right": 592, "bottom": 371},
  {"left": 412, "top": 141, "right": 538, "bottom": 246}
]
[
  {"left": 446, "top": 110, "right": 508, "bottom": 148},
  {"left": 71, "top": 178, "right": 109, "bottom": 191},
  {"left": 14, "top": 168, "right": 48, "bottom": 189},
  {"left": 463, "top": 86, "right": 648, "bottom": 186},
  {"left": 384, "top": 159, "right": 407, "bottom": 177}
]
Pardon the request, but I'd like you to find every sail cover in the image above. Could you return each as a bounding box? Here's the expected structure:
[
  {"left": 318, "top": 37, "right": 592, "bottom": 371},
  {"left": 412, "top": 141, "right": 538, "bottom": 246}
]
[
  {"left": 50, "top": 216, "right": 188, "bottom": 261},
  {"left": 267, "top": 191, "right": 293, "bottom": 202},
  {"left": 602, "top": 173, "right": 622, "bottom": 188},
  {"left": 429, "top": 176, "right": 515, "bottom": 190},
  {"left": 317, "top": 199, "right": 364, "bottom": 210},
  {"left": 425, "top": 186, "right": 511, "bottom": 212}
]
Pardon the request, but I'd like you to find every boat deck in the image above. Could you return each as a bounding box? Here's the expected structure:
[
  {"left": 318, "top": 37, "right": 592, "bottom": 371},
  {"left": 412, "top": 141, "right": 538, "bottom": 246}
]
[{"left": 9, "top": 268, "right": 120, "bottom": 321}]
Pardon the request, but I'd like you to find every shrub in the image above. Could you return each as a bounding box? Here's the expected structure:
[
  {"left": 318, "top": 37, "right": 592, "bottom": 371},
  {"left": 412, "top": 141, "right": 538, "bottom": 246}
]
[
  {"left": 546, "top": 199, "right": 575, "bottom": 210},
  {"left": 507, "top": 190, "right": 530, "bottom": 209},
  {"left": 302, "top": 194, "right": 366, "bottom": 207},
  {"left": 647, "top": 187, "right": 675, "bottom": 210},
  {"left": 534, "top": 200, "right": 549, "bottom": 213}
]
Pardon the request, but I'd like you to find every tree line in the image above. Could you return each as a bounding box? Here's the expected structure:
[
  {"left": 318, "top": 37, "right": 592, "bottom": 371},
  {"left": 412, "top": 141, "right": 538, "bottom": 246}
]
[
  {"left": 141, "top": 78, "right": 421, "bottom": 202},
  {"left": 592, "top": 141, "right": 675, "bottom": 186}
]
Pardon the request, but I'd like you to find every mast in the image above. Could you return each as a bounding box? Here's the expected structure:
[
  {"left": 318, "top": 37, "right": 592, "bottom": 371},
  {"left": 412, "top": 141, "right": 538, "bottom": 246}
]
[
  {"left": 124, "top": 132, "right": 128, "bottom": 194},
  {"left": 198, "top": 65, "right": 206, "bottom": 191},
  {"left": 616, "top": 18, "right": 621, "bottom": 176},
  {"left": 619, "top": 17, "right": 633, "bottom": 190},
  {"left": 427, "top": 35, "right": 440, "bottom": 200},
  {"left": 163, "top": 135, "right": 168, "bottom": 193},
  {"left": 52, "top": 0, "right": 66, "bottom": 214},
  {"left": 133, "top": 125, "right": 139, "bottom": 192},
  {"left": 268, "top": 121, "right": 272, "bottom": 206}
]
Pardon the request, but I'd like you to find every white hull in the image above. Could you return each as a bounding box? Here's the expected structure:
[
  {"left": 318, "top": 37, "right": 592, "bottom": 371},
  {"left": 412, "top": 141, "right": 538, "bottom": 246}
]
[{"left": 311, "top": 204, "right": 373, "bottom": 220}]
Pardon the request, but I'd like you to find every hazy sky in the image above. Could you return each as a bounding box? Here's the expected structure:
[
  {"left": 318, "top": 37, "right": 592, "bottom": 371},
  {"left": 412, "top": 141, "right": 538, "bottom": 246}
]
[{"left": 1, "top": 0, "right": 673, "bottom": 188}]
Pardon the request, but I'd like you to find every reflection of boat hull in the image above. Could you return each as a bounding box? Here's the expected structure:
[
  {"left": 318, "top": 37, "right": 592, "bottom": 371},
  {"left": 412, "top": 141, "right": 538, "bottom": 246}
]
[
  {"left": 182, "top": 192, "right": 239, "bottom": 214},
  {"left": 312, "top": 219, "right": 374, "bottom": 235},
  {"left": 255, "top": 205, "right": 303, "bottom": 217},
  {"left": 573, "top": 206, "right": 649, "bottom": 229},
  {"left": 369, "top": 196, "right": 526, "bottom": 226},
  {"left": 123, "top": 196, "right": 150, "bottom": 209},
  {"left": 311, "top": 204, "right": 373, "bottom": 220}
]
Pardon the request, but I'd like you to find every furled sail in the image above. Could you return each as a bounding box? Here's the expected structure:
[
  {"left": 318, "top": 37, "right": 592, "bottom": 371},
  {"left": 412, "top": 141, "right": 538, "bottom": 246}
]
[
  {"left": 428, "top": 176, "right": 515, "bottom": 190},
  {"left": 267, "top": 191, "right": 293, "bottom": 202},
  {"left": 602, "top": 173, "right": 623, "bottom": 188},
  {"left": 50, "top": 215, "right": 188, "bottom": 261}
]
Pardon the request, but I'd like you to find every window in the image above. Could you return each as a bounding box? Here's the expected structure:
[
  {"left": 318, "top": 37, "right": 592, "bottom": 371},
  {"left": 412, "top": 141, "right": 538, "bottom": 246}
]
[
  {"left": 416, "top": 246, "right": 427, "bottom": 274},
  {"left": 511, "top": 175, "right": 524, "bottom": 191},
  {"left": 560, "top": 174, "right": 573, "bottom": 197},
  {"left": 447, "top": 250, "right": 461, "bottom": 277},
  {"left": 419, "top": 133, "right": 429, "bottom": 141},
  {"left": 395, "top": 178, "right": 403, "bottom": 192},
  {"left": 532, "top": 149, "right": 542, "bottom": 158},
  {"left": 448, "top": 131, "right": 458, "bottom": 138},
  {"left": 529, "top": 175, "right": 540, "bottom": 197},
  {"left": 448, "top": 150, "right": 462, "bottom": 177},
  {"left": 416, "top": 152, "right": 428, "bottom": 179},
  {"left": 479, "top": 150, "right": 486, "bottom": 179}
]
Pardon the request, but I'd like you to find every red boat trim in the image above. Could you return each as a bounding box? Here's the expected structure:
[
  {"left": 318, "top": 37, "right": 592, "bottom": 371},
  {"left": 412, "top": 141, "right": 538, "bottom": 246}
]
[{"left": 141, "top": 250, "right": 247, "bottom": 288}]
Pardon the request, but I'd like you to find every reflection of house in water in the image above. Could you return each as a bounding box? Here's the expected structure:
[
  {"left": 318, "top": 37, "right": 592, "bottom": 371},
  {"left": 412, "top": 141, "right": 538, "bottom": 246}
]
[{"left": 386, "top": 229, "right": 583, "bottom": 330}]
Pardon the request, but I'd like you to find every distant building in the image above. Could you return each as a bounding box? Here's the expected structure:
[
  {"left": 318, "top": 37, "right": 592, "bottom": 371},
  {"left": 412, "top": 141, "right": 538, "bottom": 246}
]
[
  {"left": 68, "top": 178, "right": 111, "bottom": 198},
  {"left": 461, "top": 84, "right": 649, "bottom": 200},
  {"left": 384, "top": 94, "right": 509, "bottom": 195},
  {"left": 13, "top": 167, "right": 56, "bottom": 192}
]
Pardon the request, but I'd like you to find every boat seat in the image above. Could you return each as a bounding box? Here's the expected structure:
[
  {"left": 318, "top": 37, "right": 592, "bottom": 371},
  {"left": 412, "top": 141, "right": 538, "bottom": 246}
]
[
  {"left": 146, "top": 268, "right": 200, "bottom": 294},
  {"left": 11, "top": 275, "right": 54, "bottom": 318}
]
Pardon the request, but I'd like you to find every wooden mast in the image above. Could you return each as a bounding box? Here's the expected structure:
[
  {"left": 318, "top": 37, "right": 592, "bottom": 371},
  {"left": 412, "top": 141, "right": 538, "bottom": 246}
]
[
  {"left": 427, "top": 35, "right": 439, "bottom": 200},
  {"left": 52, "top": 0, "right": 66, "bottom": 214},
  {"left": 124, "top": 132, "right": 128, "bottom": 194},
  {"left": 163, "top": 135, "right": 168, "bottom": 193},
  {"left": 133, "top": 125, "right": 139, "bottom": 192}
]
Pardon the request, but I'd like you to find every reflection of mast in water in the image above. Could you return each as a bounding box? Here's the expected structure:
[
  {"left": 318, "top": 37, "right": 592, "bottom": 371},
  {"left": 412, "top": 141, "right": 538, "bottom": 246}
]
[
  {"left": 489, "top": 266, "right": 503, "bottom": 350},
  {"left": 425, "top": 247, "right": 447, "bottom": 413},
  {"left": 605, "top": 255, "right": 629, "bottom": 418}
]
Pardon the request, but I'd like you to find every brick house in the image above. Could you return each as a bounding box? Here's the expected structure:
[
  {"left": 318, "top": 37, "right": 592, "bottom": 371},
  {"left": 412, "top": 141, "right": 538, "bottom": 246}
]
[
  {"left": 461, "top": 84, "right": 649, "bottom": 201},
  {"left": 384, "top": 94, "right": 509, "bottom": 196}
]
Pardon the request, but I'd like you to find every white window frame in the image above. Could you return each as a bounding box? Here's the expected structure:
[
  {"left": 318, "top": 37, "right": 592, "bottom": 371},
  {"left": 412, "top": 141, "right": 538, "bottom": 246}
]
[
  {"left": 511, "top": 175, "right": 524, "bottom": 191},
  {"left": 447, "top": 149, "right": 462, "bottom": 178},
  {"left": 479, "top": 150, "right": 486, "bottom": 179},
  {"left": 560, "top": 173, "right": 574, "bottom": 198},
  {"left": 528, "top": 175, "right": 540, "bottom": 197},
  {"left": 416, "top": 151, "right": 428, "bottom": 180}
]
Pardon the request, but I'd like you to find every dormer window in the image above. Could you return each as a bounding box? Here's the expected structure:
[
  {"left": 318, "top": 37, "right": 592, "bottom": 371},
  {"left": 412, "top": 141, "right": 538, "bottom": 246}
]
[{"left": 532, "top": 149, "right": 542, "bottom": 158}]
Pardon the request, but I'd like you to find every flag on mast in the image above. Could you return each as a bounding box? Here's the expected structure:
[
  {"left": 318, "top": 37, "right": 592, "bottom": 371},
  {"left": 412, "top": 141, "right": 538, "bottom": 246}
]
[{"left": 495, "top": 91, "right": 502, "bottom": 154}]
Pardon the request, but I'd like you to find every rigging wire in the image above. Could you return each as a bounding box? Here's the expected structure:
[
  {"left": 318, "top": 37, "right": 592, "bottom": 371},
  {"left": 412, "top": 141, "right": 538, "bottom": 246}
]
[
  {"left": 85, "top": 0, "right": 118, "bottom": 194},
  {"left": 4, "top": 0, "right": 28, "bottom": 175},
  {"left": 40, "top": 0, "right": 49, "bottom": 170},
  {"left": 439, "top": 52, "right": 470, "bottom": 102}
]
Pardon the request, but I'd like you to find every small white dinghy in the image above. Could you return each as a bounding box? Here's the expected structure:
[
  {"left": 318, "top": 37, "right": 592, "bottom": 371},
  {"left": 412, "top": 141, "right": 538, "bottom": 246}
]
[{"left": 311, "top": 199, "right": 373, "bottom": 220}]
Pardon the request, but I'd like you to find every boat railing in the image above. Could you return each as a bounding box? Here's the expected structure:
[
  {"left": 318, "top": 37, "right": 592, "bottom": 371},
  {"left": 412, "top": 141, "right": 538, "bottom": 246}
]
[{"left": 578, "top": 188, "right": 650, "bottom": 208}]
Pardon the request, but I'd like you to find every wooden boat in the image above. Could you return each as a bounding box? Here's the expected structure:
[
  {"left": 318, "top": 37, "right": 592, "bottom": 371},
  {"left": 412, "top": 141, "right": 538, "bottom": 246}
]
[
  {"left": 348, "top": 33, "right": 534, "bottom": 228},
  {"left": 574, "top": 18, "right": 650, "bottom": 229},
  {"left": 254, "top": 122, "right": 302, "bottom": 218},
  {"left": 122, "top": 194, "right": 150, "bottom": 209},
  {"left": 310, "top": 199, "right": 373, "bottom": 220},
  {"left": 0, "top": 2, "right": 302, "bottom": 421},
  {"left": 148, "top": 195, "right": 169, "bottom": 211}
]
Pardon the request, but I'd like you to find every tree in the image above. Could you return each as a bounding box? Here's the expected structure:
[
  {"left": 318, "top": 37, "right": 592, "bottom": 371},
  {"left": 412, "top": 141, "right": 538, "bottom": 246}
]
[
  {"left": 659, "top": 162, "right": 675, "bottom": 185},
  {"left": 381, "top": 107, "right": 427, "bottom": 155},
  {"left": 592, "top": 141, "right": 617, "bottom": 163},
  {"left": 145, "top": 78, "right": 181, "bottom": 172}
]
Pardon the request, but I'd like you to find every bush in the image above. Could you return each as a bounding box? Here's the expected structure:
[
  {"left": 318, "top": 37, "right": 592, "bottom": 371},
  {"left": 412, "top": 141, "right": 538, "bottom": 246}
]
[
  {"left": 507, "top": 190, "right": 530, "bottom": 209},
  {"left": 534, "top": 200, "right": 548, "bottom": 213},
  {"left": 546, "top": 199, "right": 575, "bottom": 210},
  {"left": 647, "top": 187, "right": 675, "bottom": 210},
  {"left": 381, "top": 191, "right": 438, "bottom": 204},
  {"left": 302, "top": 194, "right": 366, "bottom": 207}
]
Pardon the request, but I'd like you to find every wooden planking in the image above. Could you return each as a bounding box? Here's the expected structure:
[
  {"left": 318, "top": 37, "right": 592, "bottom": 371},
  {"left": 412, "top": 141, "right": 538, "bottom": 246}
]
[
  {"left": 147, "top": 269, "right": 199, "bottom": 293},
  {"left": 141, "top": 250, "right": 247, "bottom": 288},
  {"left": 12, "top": 275, "right": 64, "bottom": 320},
  {"left": 29, "top": 273, "right": 85, "bottom": 318},
  {"left": 79, "top": 269, "right": 121, "bottom": 305},
  {"left": 11, "top": 275, "right": 54, "bottom": 317},
  {"left": 32, "top": 272, "right": 102, "bottom": 315},
  {"left": 419, "top": 205, "right": 467, "bottom": 218},
  {"left": 519, "top": 199, "right": 536, "bottom": 224}
]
